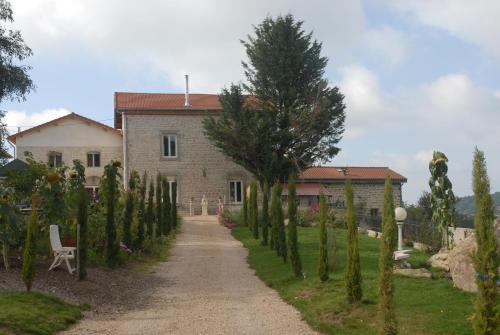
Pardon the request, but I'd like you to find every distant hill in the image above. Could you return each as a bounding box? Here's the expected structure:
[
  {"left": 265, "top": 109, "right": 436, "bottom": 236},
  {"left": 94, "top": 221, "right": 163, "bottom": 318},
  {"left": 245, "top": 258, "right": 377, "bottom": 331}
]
[{"left": 455, "top": 192, "right": 500, "bottom": 215}]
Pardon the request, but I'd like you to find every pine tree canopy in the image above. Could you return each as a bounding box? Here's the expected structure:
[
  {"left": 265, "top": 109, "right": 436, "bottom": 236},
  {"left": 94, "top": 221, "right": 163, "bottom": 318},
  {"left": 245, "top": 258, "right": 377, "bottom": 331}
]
[{"left": 203, "top": 14, "right": 345, "bottom": 184}]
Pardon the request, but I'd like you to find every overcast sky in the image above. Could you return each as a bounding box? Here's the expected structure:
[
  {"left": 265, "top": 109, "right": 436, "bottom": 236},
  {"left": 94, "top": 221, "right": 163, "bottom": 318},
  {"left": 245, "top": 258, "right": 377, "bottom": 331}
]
[{"left": 2, "top": 0, "right": 500, "bottom": 203}]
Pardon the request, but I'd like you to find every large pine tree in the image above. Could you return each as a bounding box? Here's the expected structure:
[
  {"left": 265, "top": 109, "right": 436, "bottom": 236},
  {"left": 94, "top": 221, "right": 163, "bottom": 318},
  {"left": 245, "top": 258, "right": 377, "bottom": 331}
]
[
  {"left": 345, "top": 179, "right": 362, "bottom": 303},
  {"left": 270, "top": 183, "right": 282, "bottom": 252},
  {"left": 288, "top": 175, "right": 301, "bottom": 277},
  {"left": 203, "top": 14, "right": 345, "bottom": 185},
  {"left": 250, "top": 182, "right": 259, "bottom": 239},
  {"left": 471, "top": 148, "right": 499, "bottom": 335},
  {"left": 378, "top": 176, "right": 398, "bottom": 335}
]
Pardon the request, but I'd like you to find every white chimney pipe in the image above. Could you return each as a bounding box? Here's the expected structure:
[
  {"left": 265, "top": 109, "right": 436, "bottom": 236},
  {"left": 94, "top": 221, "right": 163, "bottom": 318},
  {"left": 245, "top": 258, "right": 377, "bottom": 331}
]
[{"left": 184, "top": 74, "right": 190, "bottom": 107}]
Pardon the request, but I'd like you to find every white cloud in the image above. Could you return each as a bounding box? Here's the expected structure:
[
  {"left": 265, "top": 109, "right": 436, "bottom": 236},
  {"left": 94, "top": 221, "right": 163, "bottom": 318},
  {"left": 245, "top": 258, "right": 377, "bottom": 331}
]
[
  {"left": 383, "top": 0, "right": 500, "bottom": 59},
  {"left": 5, "top": 108, "right": 71, "bottom": 133},
  {"left": 9, "top": 0, "right": 366, "bottom": 92},
  {"left": 363, "top": 26, "right": 409, "bottom": 65}
]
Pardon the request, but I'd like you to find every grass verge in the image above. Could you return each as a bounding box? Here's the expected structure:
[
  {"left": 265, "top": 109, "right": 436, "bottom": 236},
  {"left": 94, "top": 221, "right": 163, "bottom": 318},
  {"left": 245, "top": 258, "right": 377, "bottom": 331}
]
[
  {"left": 0, "top": 292, "right": 85, "bottom": 335},
  {"left": 233, "top": 226, "right": 478, "bottom": 335}
]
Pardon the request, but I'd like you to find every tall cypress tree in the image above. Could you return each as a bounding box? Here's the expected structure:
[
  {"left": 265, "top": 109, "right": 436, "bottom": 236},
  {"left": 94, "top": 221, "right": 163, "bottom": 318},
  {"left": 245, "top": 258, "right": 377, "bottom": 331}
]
[
  {"left": 156, "top": 173, "right": 163, "bottom": 237},
  {"left": 103, "top": 161, "right": 120, "bottom": 268},
  {"left": 270, "top": 183, "right": 281, "bottom": 251},
  {"left": 378, "top": 176, "right": 397, "bottom": 335},
  {"left": 318, "top": 193, "right": 329, "bottom": 282},
  {"left": 171, "top": 182, "right": 178, "bottom": 229},
  {"left": 261, "top": 180, "right": 269, "bottom": 246},
  {"left": 135, "top": 172, "right": 147, "bottom": 250},
  {"left": 77, "top": 187, "right": 88, "bottom": 280},
  {"left": 250, "top": 182, "right": 259, "bottom": 239},
  {"left": 243, "top": 186, "right": 248, "bottom": 227},
  {"left": 162, "top": 178, "right": 171, "bottom": 235},
  {"left": 22, "top": 195, "right": 38, "bottom": 292},
  {"left": 288, "top": 175, "right": 301, "bottom": 277},
  {"left": 146, "top": 179, "right": 154, "bottom": 239},
  {"left": 471, "top": 148, "right": 499, "bottom": 335},
  {"left": 345, "top": 179, "right": 362, "bottom": 303}
]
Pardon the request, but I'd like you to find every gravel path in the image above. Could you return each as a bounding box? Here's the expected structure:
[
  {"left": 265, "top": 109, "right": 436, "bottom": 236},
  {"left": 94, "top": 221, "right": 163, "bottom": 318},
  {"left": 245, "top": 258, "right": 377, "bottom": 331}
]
[{"left": 62, "top": 216, "right": 317, "bottom": 335}]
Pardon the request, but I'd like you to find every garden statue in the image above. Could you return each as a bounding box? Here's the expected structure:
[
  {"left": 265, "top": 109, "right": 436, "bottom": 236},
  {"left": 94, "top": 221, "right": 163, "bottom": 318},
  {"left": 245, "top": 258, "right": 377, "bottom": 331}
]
[{"left": 201, "top": 195, "right": 208, "bottom": 216}]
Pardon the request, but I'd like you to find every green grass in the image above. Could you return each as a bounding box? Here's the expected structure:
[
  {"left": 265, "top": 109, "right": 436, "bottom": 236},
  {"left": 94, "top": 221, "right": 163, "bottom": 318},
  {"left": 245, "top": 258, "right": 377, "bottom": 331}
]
[
  {"left": 232, "top": 226, "right": 477, "bottom": 335},
  {"left": 0, "top": 292, "right": 85, "bottom": 335}
]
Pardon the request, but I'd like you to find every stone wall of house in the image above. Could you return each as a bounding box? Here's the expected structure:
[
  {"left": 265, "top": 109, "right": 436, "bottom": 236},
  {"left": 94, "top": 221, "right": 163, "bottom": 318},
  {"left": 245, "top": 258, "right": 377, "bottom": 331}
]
[
  {"left": 17, "top": 146, "right": 123, "bottom": 185},
  {"left": 123, "top": 113, "right": 253, "bottom": 214},
  {"left": 323, "top": 182, "right": 402, "bottom": 215}
]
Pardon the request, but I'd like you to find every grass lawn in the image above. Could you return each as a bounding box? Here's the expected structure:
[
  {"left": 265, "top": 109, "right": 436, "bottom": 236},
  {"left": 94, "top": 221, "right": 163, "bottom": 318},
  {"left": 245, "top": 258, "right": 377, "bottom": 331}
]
[
  {"left": 233, "top": 226, "right": 477, "bottom": 335},
  {"left": 0, "top": 292, "right": 85, "bottom": 335}
]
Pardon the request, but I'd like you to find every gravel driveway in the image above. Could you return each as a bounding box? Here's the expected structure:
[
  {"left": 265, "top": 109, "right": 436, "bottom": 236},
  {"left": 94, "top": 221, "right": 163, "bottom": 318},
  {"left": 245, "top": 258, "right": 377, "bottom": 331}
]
[{"left": 63, "top": 216, "right": 317, "bottom": 335}]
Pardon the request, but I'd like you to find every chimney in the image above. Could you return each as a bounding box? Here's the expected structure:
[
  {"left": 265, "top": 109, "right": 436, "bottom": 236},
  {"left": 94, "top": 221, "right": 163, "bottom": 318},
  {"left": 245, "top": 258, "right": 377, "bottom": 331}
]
[{"left": 184, "top": 74, "right": 190, "bottom": 107}]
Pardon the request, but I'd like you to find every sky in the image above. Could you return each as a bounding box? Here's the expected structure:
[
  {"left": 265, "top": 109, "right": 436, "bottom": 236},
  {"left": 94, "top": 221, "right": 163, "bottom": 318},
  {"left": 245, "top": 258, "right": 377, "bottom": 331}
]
[{"left": 2, "top": 0, "right": 500, "bottom": 203}]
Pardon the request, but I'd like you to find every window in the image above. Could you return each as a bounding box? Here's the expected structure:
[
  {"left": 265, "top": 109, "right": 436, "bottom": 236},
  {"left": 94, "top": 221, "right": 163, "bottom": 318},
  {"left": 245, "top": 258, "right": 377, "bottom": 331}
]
[
  {"left": 163, "top": 135, "right": 177, "bottom": 157},
  {"left": 166, "top": 180, "right": 178, "bottom": 202},
  {"left": 87, "top": 152, "right": 101, "bottom": 167},
  {"left": 229, "top": 180, "right": 243, "bottom": 203},
  {"left": 370, "top": 208, "right": 379, "bottom": 217},
  {"left": 48, "top": 152, "right": 62, "bottom": 168}
]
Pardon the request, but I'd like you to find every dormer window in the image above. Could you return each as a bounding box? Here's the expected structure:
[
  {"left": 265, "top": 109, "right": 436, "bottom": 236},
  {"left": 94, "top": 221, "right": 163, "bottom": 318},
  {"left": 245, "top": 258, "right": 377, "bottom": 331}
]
[
  {"left": 48, "top": 152, "right": 62, "bottom": 168},
  {"left": 87, "top": 152, "right": 101, "bottom": 167}
]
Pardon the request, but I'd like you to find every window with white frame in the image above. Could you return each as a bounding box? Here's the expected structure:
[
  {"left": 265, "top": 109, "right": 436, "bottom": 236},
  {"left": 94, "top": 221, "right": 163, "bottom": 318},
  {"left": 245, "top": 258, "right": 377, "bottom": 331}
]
[
  {"left": 162, "top": 135, "right": 177, "bottom": 158},
  {"left": 229, "top": 180, "right": 243, "bottom": 203},
  {"left": 87, "top": 152, "right": 101, "bottom": 167},
  {"left": 48, "top": 152, "right": 62, "bottom": 168},
  {"left": 165, "top": 179, "right": 178, "bottom": 203}
]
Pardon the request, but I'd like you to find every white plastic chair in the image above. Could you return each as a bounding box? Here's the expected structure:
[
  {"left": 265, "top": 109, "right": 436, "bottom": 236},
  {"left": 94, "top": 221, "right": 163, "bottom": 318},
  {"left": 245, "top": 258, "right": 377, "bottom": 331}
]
[{"left": 48, "top": 225, "right": 76, "bottom": 274}]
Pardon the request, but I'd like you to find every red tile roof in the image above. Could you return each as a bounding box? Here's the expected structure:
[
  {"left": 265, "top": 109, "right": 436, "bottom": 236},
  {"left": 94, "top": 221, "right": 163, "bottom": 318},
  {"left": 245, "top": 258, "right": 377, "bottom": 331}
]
[
  {"left": 282, "top": 183, "right": 332, "bottom": 196},
  {"left": 114, "top": 92, "right": 222, "bottom": 128},
  {"left": 7, "top": 113, "right": 122, "bottom": 144},
  {"left": 300, "top": 166, "right": 407, "bottom": 182},
  {"left": 115, "top": 92, "right": 222, "bottom": 111}
]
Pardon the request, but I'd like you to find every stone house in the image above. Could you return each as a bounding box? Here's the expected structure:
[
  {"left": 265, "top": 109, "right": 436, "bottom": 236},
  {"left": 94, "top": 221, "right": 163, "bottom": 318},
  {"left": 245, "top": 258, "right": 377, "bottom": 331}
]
[{"left": 8, "top": 89, "right": 406, "bottom": 215}]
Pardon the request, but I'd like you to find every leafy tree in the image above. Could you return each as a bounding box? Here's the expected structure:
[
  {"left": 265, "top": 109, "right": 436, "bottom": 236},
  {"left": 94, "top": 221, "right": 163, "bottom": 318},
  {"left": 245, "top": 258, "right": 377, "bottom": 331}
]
[
  {"left": 135, "top": 172, "right": 147, "bottom": 249},
  {"left": 287, "top": 175, "right": 301, "bottom": 277},
  {"left": 0, "top": 186, "right": 20, "bottom": 270},
  {"left": 0, "top": 0, "right": 34, "bottom": 104},
  {"left": 162, "top": 177, "right": 171, "bottom": 235},
  {"left": 318, "top": 193, "right": 329, "bottom": 282},
  {"left": 101, "top": 161, "right": 121, "bottom": 268},
  {"left": 471, "top": 148, "right": 499, "bottom": 335},
  {"left": 156, "top": 173, "right": 163, "bottom": 237},
  {"left": 123, "top": 171, "right": 138, "bottom": 248},
  {"left": 171, "top": 182, "right": 177, "bottom": 229},
  {"left": 270, "top": 183, "right": 282, "bottom": 251},
  {"left": 249, "top": 182, "right": 259, "bottom": 239},
  {"left": 22, "top": 194, "right": 39, "bottom": 292},
  {"left": 203, "top": 14, "right": 345, "bottom": 185},
  {"left": 260, "top": 180, "right": 269, "bottom": 246},
  {"left": 345, "top": 179, "right": 362, "bottom": 304},
  {"left": 4, "top": 151, "right": 47, "bottom": 201},
  {"left": 378, "top": 176, "right": 397, "bottom": 335},
  {"left": 146, "top": 179, "right": 154, "bottom": 239},
  {"left": 417, "top": 191, "right": 432, "bottom": 221},
  {"left": 429, "top": 151, "right": 455, "bottom": 249}
]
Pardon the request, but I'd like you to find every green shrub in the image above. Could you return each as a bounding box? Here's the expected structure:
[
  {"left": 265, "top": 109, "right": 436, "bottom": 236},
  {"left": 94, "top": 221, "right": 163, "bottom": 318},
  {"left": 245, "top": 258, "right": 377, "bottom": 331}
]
[
  {"left": 171, "top": 182, "right": 177, "bottom": 229},
  {"left": 146, "top": 180, "right": 154, "bottom": 239},
  {"left": 250, "top": 182, "right": 259, "bottom": 239},
  {"left": 135, "top": 172, "right": 147, "bottom": 250},
  {"left": 161, "top": 178, "right": 171, "bottom": 235},
  {"left": 261, "top": 181, "right": 269, "bottom": 246},
  {"left": 156, "top": 173, "right": 163, "bottom": 237},
  {"left": 101, "top": 161, "right": 121, "bottom": 268}
]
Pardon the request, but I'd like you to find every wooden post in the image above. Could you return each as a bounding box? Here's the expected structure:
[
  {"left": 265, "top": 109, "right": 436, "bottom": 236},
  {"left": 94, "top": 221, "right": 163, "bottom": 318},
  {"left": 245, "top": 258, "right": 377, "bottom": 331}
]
[{"left": 76, "top": 224, "right": 80, "bottom": 278}]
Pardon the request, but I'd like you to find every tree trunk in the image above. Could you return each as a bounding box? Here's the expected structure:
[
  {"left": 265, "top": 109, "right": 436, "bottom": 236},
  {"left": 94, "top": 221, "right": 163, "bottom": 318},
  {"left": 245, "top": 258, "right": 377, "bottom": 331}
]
[{"left": 2, "top": 241, "right": 9, "bottom": 271}]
